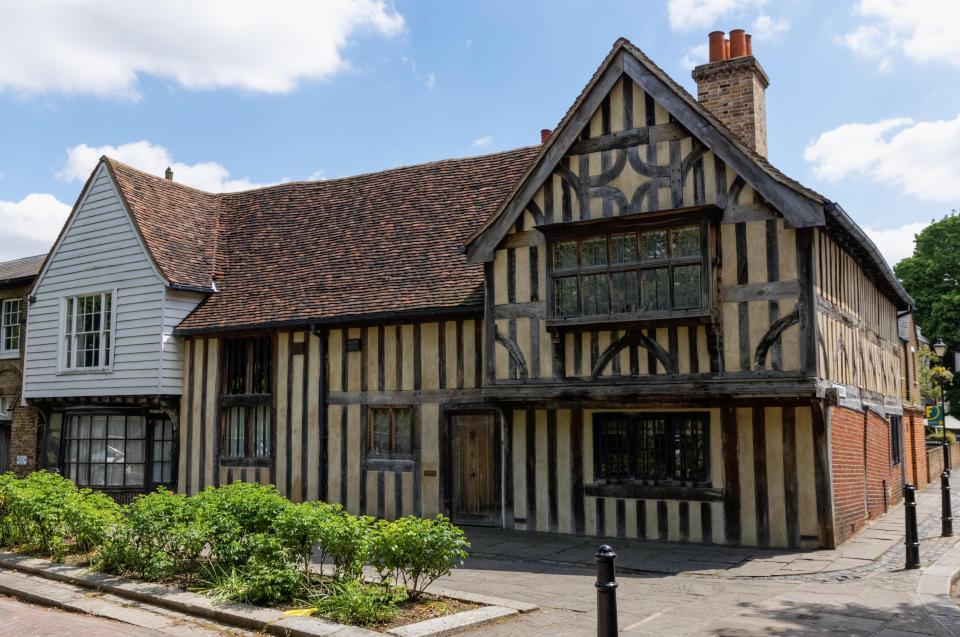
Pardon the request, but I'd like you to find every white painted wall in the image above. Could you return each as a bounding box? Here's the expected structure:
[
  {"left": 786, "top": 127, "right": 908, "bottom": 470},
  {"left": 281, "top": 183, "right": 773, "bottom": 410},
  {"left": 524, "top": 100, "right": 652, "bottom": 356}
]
[{"left": 23, "top": 163, "right": 204, "bottom": 398}]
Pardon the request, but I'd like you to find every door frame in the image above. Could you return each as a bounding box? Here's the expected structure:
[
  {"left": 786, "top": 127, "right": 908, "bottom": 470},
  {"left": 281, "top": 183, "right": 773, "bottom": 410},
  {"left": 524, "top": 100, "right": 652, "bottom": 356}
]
[{"left": 440, "top": 406, "right": 502, "bottom": 527}]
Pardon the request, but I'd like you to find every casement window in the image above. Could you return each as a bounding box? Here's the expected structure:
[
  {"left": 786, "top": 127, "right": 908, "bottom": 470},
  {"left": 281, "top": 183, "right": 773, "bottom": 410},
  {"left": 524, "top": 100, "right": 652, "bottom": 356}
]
[
  {"left": 64, "top": 413, "right": 146, "bottom": 487},
  {"left": 220, "top": 336, "right": 273, "bottom": 463},
  {"left": 1, "top": 298, "right": 21, "bottom": 355},
  {"left": 367, "top": 406, "right": 414, "bottom": 459},
  {"left": 62, "top": 292, "right": 113, "bottom": 370},
  {"left": 547, "top": 218, "right": 709, "bottom": 326},
  {"left": 593, "top": 412, "right": 709, "bottom": 484},
  {"left": 890, "top": 415, "right": 902, "bottom": 466}
]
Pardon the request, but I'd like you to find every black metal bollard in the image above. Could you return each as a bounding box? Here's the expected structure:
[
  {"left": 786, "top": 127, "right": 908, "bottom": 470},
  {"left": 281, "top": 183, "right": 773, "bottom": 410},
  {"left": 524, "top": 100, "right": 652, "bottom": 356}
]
[
  {"left": 595, "top": 545, "right": 618, "bottom": 637},
  {"left": 904, "top": 484, "right": 920, "bottom": 569},
  {"left": 942, "top": 471, "right": 953, "bottom": 537}
]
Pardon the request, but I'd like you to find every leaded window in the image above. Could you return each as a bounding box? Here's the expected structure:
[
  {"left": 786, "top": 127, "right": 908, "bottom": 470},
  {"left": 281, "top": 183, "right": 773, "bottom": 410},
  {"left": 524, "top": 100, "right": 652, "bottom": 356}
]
[
  {"left": 549, "top": 222, "right": 708, "bottom": 324},
  {"left": 220, "top": 336, "right": 273, "bottom": 463},
  {"left": 593, "top": 412, "right": 709, "bottom": 484},
  {"left": 64, "top": 414, "right": 146, "bottom": 487},
  {"left": 62, "top": 292, "right": 112, "bottom": 369},
  {"left": 1, "top": 299, "right": 21, "bottom": 354},
  {"left": 368, "top": 406, "right": 414, "bottom": 459}
]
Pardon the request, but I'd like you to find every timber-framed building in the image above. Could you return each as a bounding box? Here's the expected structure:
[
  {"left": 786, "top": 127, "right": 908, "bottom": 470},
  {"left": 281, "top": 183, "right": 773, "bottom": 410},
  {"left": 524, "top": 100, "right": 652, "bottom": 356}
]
[{"left": 24, "top": 31, "right": 921, "bottom": 547}]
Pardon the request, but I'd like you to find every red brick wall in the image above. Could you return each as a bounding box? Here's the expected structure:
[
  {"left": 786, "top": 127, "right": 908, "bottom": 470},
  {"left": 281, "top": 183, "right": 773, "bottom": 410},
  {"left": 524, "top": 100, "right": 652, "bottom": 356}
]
[
  {"left": 904, "top": 410, "right": 928, "bottom": 487},
  {"left": 830, "top": 405, "right": 904, "bottom": 544},
  {"left": 9, "top": 403, "right": 39, "bottom": 477},
  {"left": 927, "top": 442, "right": 960, "bottom": 483}
]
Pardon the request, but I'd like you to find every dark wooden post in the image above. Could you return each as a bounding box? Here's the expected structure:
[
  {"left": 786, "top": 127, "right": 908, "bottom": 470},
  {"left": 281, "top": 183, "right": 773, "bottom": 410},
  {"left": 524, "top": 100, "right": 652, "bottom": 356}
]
[
  {"left": 904, "top": 484, "right": 920, "bottom": 569},
  {"left": 942, "top": 471, "right": 953, "bottom": 537},
  {"left": 595, "top": 545, "right": 618, "bottom": 637}
]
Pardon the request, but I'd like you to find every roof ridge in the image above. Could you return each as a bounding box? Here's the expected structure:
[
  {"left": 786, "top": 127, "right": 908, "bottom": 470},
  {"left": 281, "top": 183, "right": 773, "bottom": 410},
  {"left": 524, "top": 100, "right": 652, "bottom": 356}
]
[
  {"left": 0, "top": 253, "right": 46, "bottom": 266},
  {"left": 104, "top": 146, "right": 539, "bottom": 199}
]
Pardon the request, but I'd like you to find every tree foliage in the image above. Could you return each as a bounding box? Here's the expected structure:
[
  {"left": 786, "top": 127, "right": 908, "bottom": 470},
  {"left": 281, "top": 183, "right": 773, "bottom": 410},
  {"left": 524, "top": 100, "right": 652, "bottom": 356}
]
[{"left": 895, "top": 213, "right": 960, "bottom": 415}]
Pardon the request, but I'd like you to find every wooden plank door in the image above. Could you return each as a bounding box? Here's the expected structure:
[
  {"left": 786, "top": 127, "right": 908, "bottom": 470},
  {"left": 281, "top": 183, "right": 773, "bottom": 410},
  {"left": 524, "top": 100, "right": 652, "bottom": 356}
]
[{"left": 451, "top": 414, "right": 499, "bottom": 526}]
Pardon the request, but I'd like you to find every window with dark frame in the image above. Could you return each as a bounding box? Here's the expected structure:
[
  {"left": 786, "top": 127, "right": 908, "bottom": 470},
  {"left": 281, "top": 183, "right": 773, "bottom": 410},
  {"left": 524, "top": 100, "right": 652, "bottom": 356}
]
[
  {"left": 593, "top": 412, "right": 709, "bottom": 484},
  {"left": 890, "top": 415, "right": 902, "bottom": 466},
  {"left": 367, "top": 406, "right": 414, "bottom": 460},
  {"left": 64, "top": 413, "right": 146, "bottom": 488},
  {"left": 549, "top": 221, "right": 707, "bottom": 323},
  {"left": 220, "top": 336, "right": 273, "bottom": 463}
]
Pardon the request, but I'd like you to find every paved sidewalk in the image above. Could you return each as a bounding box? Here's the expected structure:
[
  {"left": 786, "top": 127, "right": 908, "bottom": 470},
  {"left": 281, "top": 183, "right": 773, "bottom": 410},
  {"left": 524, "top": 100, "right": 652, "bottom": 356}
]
[
  {"left": 443, "top": 474, "right": 960, "bottom": 635},
  {"left": 0, "top": 595, "right": 166, "bottom": 637}
]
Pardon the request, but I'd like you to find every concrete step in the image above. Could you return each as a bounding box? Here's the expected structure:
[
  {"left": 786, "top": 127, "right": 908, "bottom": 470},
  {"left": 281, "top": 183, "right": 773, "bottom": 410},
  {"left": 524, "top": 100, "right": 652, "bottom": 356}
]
[{"left": 0, "top": 568, "right": 257, "bottom": 636}]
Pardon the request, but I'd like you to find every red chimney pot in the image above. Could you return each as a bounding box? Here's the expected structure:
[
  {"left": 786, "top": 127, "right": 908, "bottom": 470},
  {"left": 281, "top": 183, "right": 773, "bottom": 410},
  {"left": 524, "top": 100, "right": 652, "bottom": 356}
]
[
  {"left": 708, "top": 31, "right": 726, "bottom": 62},
  {"left": 540, "top": 129, "right": 552, "bottom": 144},
  {"left": 730, "top": 29, "right": 747, "bottom": 58},
  {"left": 745, "top": 33, "right": 753, "bottom": 56},
  {"left": 724, "top": 38, "right": 730, "bottom": 60}
]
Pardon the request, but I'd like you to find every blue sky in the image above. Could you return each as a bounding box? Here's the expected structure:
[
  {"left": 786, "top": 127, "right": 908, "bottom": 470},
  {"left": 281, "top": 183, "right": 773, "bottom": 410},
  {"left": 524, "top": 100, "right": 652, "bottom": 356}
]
[{"left": 1, "top": 0, "right": 958, "bottom": 265}]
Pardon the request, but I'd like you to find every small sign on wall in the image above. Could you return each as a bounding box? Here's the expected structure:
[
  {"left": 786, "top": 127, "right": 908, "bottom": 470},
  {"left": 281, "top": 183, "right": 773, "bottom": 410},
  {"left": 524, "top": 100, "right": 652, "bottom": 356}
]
[{"left": 15, "top": 455, "right": 27, "bottom": 466}]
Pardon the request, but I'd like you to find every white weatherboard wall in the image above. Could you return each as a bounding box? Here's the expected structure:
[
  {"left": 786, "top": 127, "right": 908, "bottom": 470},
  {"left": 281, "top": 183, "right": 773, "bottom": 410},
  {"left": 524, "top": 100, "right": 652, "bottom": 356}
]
[{"left": 23, "top": 163, "right": 204, "bottom": 398}]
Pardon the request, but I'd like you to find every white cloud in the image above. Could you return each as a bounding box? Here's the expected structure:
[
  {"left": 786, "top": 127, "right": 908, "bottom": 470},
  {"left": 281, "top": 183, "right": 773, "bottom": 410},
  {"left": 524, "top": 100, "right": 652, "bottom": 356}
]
[
  {"left": 804, "top": 115, "right": 960, "bottom": 201},
  {"left": 865, "top": 221, "right": 930, "bottom": 266},
  {"left": 472, "top": 136, "right": 493, "bottom": 149},
  {"left": 307, "top": 169, "right": 327, "bottom": 181},
  {"left": 58, "top": 141, "right": 264, "bottom": 192},
  {"left": 681, "top": 43, "right": 709, "bottom": 69},
  {"left": 667, "top": 0, "right": 765, "bottom": 31},
  {"left": 842, "top": 0, "right": 960, "bottom": 70},
  {"left": 0, "top": 194, "right": 72, "bottom": 260},
  {"left": 0, "top": 1, "right": 404, "bottom": 98},
  {"left": 752, "top": 14, "right": 789, "bottom": 39},
  {"left": 425, "top": 73, "right": 437, "bottom": 90}
]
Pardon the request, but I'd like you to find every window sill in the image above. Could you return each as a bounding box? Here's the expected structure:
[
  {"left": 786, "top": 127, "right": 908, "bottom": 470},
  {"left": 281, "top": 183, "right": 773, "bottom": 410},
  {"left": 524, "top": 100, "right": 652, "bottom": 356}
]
[
  {"left": 546, "top": 307, "right": 712, "bottom": 331},
  {"left": 365, "top": 457, "right": 417, "bottom": 472},
  {"left": 0, "top": 350, "right": 19, "bottom": 360},
  {"left": 584, "top": 482, "right": 721, "bottom": 502},
  {"left": 57, "top": 367, "right": 113, "bottom": 375},
  {"left": 219, "top": 457, "right": 271, "bottom": 467}
]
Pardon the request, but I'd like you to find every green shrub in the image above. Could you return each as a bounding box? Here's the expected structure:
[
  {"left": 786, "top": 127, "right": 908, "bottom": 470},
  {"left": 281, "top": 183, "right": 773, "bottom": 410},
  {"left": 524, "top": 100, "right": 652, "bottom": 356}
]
[
  {"left": 311, "top": 579, "right": 406, "bottom": 627},
  {"left": 191, "top": 482, "right": 291, "bottom": 567},
  {"left": 274, "top": 501, "right": 340, "bottom": 575},
  {"left": 195, "top": 533, "right": 303, "bottom": 606},
  {"left": 317, "top": 511, "right": 372, "bottom": 580},
  {"left": 369, "top": 516, "right": 469, "bottom": 599},
  {"left": 95, "top": 488, "right": 204, "bottom": 580},
  {"left": 64, "top": 488, "right": 121, "bottom": 553}
]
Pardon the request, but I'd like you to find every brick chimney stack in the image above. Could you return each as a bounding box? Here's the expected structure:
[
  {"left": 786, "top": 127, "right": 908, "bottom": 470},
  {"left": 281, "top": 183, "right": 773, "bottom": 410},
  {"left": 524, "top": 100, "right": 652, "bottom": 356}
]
[{"left": 692, "top": 29, "right": 770, "bottom": 156}]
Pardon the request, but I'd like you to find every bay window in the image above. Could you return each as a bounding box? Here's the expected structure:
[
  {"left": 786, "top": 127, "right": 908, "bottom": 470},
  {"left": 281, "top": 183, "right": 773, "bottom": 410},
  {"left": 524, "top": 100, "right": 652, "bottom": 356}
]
[{"left": 547, "top": 217, "right": 710, "bottom": 326}]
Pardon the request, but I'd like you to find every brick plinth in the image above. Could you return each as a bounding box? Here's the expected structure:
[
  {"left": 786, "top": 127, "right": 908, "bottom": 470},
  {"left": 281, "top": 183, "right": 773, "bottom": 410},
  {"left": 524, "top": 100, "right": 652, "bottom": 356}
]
[
  {"left": 830, "top": 405, "right": 905, "bottom": 545},
  {"left": 9, "top": 403, "right": 39, "bottom": 477}
]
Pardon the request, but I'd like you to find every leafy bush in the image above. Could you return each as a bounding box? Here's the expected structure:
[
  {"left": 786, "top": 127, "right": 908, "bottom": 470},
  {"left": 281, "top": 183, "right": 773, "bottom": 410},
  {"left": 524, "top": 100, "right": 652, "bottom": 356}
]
[
  {"left": 0, "top": 471, "right": 120, "bottom": 560},
  {"left": 196, "top": 533, "right": 304, "bottom": 606},
  {"left": 274, "top": 501, "right": 340, "bottom": 575},
  {"left": 95, "top": 488, "right": 204, "bottom": 580},
  {"left": 317, "top": 511, "right": 372, "bottom": 580},
  {"left": 311, "top": 579, "right": 407, "bottom": 627},
  {"left": 369, "top": 516, "right": 469, "bottom": 600},
  {"left": 190, "top": 482, "right": 291, "bottom": 567}
]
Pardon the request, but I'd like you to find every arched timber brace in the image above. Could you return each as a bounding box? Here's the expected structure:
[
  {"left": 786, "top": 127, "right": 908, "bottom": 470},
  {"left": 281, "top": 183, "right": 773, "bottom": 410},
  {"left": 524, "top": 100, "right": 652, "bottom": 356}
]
[
  {"left": 754, "top": 308, "right": 799, "bottom": 369},
  {"left": 495, "top": 326, "right": 529, "bottom": 378},
  {"left": 591, "top": 329, "right": 677, "bottom": 378}
]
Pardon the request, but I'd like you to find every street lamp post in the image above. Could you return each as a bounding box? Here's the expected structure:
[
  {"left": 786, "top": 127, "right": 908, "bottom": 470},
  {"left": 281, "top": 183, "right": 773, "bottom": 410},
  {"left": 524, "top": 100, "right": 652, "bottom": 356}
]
[
  {"left": 934, "top": 339, "right": 950, "bottom": 472},
  {"left": 933, "top": 338, "right": 953, "bottom": 537}
]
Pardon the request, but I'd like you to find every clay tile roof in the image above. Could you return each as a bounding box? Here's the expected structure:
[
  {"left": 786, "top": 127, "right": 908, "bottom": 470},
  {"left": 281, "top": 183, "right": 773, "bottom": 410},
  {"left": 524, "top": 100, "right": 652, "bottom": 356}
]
[
  {"left": 105, "top": 157, "right": 221, "bottom": 291},
  {"left": 0, "top": 254, "right": 44, "bottom": 287},
  {"left": 173, "top": 146, "right": 538, "bottom": 333}
]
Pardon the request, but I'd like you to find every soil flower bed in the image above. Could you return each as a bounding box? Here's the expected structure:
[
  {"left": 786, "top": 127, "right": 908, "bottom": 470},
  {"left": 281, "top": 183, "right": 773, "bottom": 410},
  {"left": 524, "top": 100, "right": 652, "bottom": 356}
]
[{"left": 0, "top": 471, "right": 473, "bottom": 630}]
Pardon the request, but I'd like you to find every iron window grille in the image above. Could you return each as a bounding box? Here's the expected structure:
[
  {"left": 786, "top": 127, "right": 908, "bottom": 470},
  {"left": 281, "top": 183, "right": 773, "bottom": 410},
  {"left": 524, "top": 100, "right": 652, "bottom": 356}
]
[{"left": 593, "top": 412, "right": 709, "bottom": 485}]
